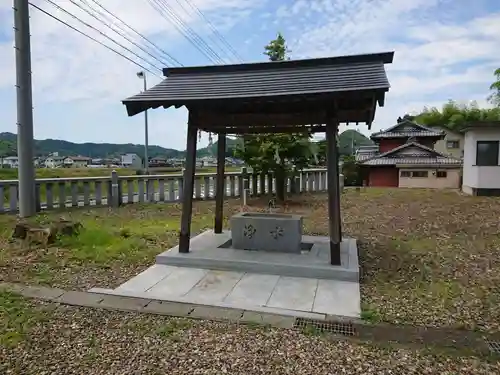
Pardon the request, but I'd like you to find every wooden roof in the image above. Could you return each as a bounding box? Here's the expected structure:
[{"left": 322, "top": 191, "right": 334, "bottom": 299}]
[
  {"left": 122, "top": 52, "right": 394, "bottom": 133},
  {"left": 370, "top": 119, "right": 444, "bottom": 140},
  {"left": 360, "top": 142, "right": 462, "bottom": 166}
]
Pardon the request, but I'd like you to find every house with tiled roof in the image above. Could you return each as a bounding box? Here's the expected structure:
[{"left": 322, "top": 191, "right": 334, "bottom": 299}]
[{"left": 358, "top": 119, "right": 462, "bottom": 188}]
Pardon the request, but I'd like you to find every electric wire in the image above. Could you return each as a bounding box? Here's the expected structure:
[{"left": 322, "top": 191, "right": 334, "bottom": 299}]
[
  {"left": 182, "top": 0, "right": 243, "bottom": 62},
  {"left": 40, "top": 0, "right": 164, "bottom": 73},
  {"left": 68, "top": 0, "right": 173, "bottom": 68},
  {"left": 170, "top": 0, "right": 235, "bottom": 63},
  {"left": 80, "top": 0, "right": 183, "bottom": 66},
  {"left": 148, "top": 0, "right": 224, "bottom": 64},
  {"left": 29, "top": 2, "right": 162, "bottom": 78}
]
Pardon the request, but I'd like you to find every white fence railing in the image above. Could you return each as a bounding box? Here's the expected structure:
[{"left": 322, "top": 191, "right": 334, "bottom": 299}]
[{"left": 0, "top": 168, "right": 343, "bottom": 214}]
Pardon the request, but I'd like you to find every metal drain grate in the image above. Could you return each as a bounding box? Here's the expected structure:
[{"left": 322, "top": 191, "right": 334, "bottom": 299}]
[
  {"left": 294, "top": 318, "right": 356, "bottom": 336},
  {"left": 485, "top": 339, "right": 500, "bottom": 354}
]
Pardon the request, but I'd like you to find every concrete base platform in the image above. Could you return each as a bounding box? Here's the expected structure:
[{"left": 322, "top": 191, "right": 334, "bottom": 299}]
[
  {"left": 89, "top": 264, "right": 361, "bottom": 319},
  {"left": 156, "top": 230, "right": 359, "bottom": 282}
]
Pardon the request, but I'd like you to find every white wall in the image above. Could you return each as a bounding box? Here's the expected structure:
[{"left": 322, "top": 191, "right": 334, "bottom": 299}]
[
  {"left": 399, "top": 168, "right": 461, "bottom": 189},
  {"left": 463, "top": 129, "right": 500, "bottom": 190}
]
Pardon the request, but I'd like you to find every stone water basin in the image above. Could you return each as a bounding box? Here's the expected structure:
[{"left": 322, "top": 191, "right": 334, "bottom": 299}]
[{"left": 230, "top": 212, "right": 303, "bottom": 253}]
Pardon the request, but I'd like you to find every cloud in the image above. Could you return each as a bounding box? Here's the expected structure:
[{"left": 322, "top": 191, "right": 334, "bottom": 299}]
[
  {"left": 283, "top": 0, "right": 500, "bottom": 135},
  {"left": 0, "top": 0, "right": 263, "bottom": 148}
]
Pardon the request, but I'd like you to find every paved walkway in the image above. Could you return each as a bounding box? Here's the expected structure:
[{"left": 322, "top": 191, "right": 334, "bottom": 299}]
[{"left": 89, "top": 265, "right": 361, "bottom": 319}]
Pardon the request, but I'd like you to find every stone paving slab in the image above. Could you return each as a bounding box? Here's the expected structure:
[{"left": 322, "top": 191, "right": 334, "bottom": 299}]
[
  {"left": 98, "top": 295, "right": 152, "bottom": 311},
  {"left": 189, "top": 306, "right": 244, "bottom": 321},
  {"left": 88, "top": 286, "right": 329, "bottom": 320},
  {"left": 21, "top": 285, "right": 65, "bottom": 300},
  {"left": 108, "top": 265, "right": 361, "bottom": 319},
  {"left": 147, "top": 267, "right": 208, "bottom": 298},
  {"left": 56, "top": 290, "right": 104, "bottom": 307},
  {"left": 266, "top": 276, "right": 318, "bottom": 312},
  {"left": 223, "top": 273, "right": 280, "bottom": 306},
  {"left": 240, "top": 311, "right": 296, "bottom": 329},
  {"left": 143, "top": 300, "right": 195, "bottom": 317},
  {"left": 115, "top": 264, "right": 176, "bottom": 293}
]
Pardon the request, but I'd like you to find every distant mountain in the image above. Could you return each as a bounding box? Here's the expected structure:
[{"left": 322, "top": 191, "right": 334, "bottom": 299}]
[
  {"left": 0, "top": 131, "right": 369, "bottom": 159},
  {"left": 338, "top": 129, "right": 374, "bottom": 154},
  {"left": 0, "top": 132, "right": 241, "bottom": 159}
]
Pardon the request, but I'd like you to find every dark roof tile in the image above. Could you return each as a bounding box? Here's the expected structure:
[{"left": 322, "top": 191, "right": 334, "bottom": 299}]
[{"left": 123, "top": 52, "right": 394, "bottom": 116}]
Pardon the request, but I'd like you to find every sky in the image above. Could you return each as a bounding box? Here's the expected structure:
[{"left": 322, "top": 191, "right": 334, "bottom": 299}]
[{"left": 0, "top": 0, "right": 499, "bottom": 151}]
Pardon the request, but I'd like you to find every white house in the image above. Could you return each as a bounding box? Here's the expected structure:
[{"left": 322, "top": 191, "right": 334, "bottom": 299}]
[
  {"left": 63, "top": 156, "right": 91, "bottom": 168},
  {"left": 2, "top": 156, "right": 19, "bottom": 168},
  {"left": 121, "top": 153, "right": 142, "bottom": 169},
  {"left": 462, "top": 122, "right": 500, "bottom": 196},
  {"left": 44, "top": 155, "right": 65, "bottom": 168}
]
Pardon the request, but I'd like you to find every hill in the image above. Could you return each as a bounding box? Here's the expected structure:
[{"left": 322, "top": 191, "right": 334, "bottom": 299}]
[
  {"left": 0, "top": 130, "right": 368, "bottom": 159},
  {"left": 0, "top": 132, "right": 240, "bottom": 158},
  {"left": 338, "top": 129, "right": 374, "bottom": 154}
]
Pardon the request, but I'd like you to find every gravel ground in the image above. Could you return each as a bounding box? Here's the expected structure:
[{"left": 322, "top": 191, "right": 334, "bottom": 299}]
[
  {"left": 1, "top": 188, "right": 500, "bottom": 332},
  {"left": 2, "top": 295, "right": 499, "bottom": 375}
]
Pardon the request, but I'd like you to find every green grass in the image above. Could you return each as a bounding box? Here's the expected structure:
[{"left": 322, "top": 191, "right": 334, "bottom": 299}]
[
  {"left": 0, "top": 202, "right": 222, "bottom": 289},
  {"left": 0, "top": 291, "right": 46, "bottom": 348}
]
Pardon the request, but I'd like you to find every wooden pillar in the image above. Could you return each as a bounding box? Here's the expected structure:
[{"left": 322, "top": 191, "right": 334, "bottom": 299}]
[
  {"left": 214, "top": 133, "right": 226, "bottom": 233},
  {"left": 178, "top": 120, "right": 198, "bottom": 253},
  {"left": 336, "top": 127, "right": 342, "bottom": 243},
  {"left": 326, "top": 119, "right": 342, "bottom": 265}
]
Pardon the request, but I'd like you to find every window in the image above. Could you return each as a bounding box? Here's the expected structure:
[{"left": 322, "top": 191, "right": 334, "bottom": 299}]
[
  {"left": 476, "top": 141, "right": 500, "bottom": 166},
  {"left": 436, "top": 171, "right": 447, "bottom": 178},
  {"left": 400, "top": 171, "right": 411, "bottom": 177},
  {"left": 446, "top": 140, "right": 460, "bottom": 149},
  {"left": 411, "top": 171, "right": 428, "bottom": 178}
]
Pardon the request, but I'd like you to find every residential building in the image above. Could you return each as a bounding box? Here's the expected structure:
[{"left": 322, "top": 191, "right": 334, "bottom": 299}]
[
  {"left": 44, "top": 155, "right": 65, "bottom": 168},
  {"left": 430, "top": 125, "right": 464, "bottom": 159},
  {"left": 358, "top": 119, "right": 462, "bottom": 188},
  {"left": 355, "top": 145, "right": 379, "bottom": 162},
  {"left": 2, "top": 156, "right": 19, "bottom": 168},
  {"left": 461, "top": 122, "right": 500, "bottom": 196},
  {"left": 121, "top": 153, "right": 142, "bottom": 169},
  {"left": 63, "top": 156, "right": 91, "bottom": 168},
  {"left": 168, "top": 157, "right": 185, "bottom": 167},
  {"left": 150, "top": 157, "right": 168, "bottom": 167}
]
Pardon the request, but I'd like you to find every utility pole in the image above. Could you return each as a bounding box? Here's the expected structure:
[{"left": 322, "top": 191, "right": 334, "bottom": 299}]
[
  {"left": 14, "top": 0, "right": 36, "bottom": 217},
  {"left": 137, "top": 71, "right": 149, "bottom": 174}
]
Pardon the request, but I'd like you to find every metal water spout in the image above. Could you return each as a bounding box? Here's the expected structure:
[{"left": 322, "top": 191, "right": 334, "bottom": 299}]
[{"left": 268, "top": 198, "right": 276, "bottom": 213}]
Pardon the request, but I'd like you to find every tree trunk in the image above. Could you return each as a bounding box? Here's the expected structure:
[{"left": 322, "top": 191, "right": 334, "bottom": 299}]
[{"left": 275, "top": 168, "right": 286, "bottom": 202}]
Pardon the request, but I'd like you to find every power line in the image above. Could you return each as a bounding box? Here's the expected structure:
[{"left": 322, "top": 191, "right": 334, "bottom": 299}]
[
  {"left": 81, "top": 0, "right": 183, "bottom": 66},
  {"left": 40, "top": 0, "right": 163, "bottom": 73},
  {"left": 150, "top": 0, "right": 222, "bottom": 64},
  {"left": 148, "top": 0, "right": 224, "bottom": 64},
  {"left": 68, "top": 0, "right": 172, "bottom": 68},
  {"left": 29, "top": 3, "right": 161, "bottom": 78},
  {"left": 170, "top": 0, "right": 235, "bottom": 63},
  {"left": 181, "top": 0, "right": 243, "bottom": 63}
]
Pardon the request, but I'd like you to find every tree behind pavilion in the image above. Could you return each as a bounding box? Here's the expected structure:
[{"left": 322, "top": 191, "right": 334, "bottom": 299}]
[{"left": 234, "top": 33, "right": 312, "bottom": 201}]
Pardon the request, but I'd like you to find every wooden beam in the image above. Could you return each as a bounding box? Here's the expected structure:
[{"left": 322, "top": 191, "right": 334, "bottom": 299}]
[
  {"left": 214, "top": 134, "right": 226, "bottom": 233},
  {"left": 178, "top": 120, "right": 198, "bottom": 253},
  {"left": 326, "top": 117, "right": 342, "bottom": 265},
  {"left": 193, "top": 110, "right": 327, "bottom": 128},
  {"left": 202, "top": 125, "right": 325, "bottom": 134}
]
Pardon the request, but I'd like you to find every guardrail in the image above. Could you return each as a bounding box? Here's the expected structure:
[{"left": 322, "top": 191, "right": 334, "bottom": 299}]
[{"left": 0, "top": 168, "right": 342, "bottom": 214}]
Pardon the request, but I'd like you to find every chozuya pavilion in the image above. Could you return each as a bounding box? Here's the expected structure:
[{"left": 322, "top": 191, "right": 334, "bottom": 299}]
[{"left": 121, "top": 51, "right": 393, "bottom": 280}]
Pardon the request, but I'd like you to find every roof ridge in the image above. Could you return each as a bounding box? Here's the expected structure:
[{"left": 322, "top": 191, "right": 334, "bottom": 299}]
[
  {"left": 163, "top": 52, "right": 394, "bottom": 76},
  {"left": 363, "top": 142, "right": 443, "bottom": 160},
  {"left": 371, "top": 119, "right": 444, "bottom": 137}
]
